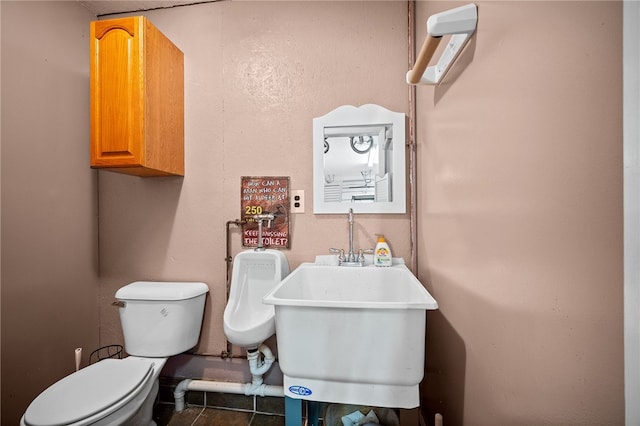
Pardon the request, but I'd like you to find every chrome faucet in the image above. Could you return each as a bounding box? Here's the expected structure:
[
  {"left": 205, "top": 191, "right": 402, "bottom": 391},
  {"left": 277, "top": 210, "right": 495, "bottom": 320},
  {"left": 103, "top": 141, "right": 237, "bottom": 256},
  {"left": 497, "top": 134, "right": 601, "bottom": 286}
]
[
  {"left": 253, "top": 213, "right": 274, "bottom": 251},
  {"left": 330, "top": 208, "right": 365, "bottom": 266}
]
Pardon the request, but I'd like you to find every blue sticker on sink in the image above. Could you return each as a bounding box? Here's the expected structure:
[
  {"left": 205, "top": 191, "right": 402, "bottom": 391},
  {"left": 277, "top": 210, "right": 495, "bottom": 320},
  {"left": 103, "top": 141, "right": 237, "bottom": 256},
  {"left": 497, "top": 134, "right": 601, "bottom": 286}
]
[{"left": 289, "top": 385, "right": 312, "bottom": 396}]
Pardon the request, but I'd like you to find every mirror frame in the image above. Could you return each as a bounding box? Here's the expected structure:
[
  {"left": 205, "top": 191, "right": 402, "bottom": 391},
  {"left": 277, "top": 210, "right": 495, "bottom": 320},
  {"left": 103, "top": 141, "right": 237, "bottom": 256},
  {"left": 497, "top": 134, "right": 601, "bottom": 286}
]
[{"left": 313, "top": 104, "right": 406, "bottom": 214}]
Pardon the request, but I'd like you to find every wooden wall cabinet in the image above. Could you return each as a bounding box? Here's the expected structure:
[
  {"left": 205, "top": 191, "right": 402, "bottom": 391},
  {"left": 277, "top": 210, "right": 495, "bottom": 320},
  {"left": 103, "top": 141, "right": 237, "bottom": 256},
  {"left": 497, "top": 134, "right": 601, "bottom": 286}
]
[{"left": 90, "top": 16, "right": 184, "bottom": 176}]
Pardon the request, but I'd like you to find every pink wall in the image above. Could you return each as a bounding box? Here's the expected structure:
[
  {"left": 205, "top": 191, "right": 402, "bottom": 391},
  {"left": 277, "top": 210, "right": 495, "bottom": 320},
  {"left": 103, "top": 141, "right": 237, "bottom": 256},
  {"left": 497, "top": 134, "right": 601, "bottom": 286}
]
[
  {"left": 0, "top": 1, "right": 625, "bottom": 425},
  {"left": 96, "top": 0, "right": 412, "bottom": 361},
  {"left": 1, "top": 1, "right": 100, "bottom": 423},
  {"left": 417, "top": 2, "right": 624, "bottom": 424}
]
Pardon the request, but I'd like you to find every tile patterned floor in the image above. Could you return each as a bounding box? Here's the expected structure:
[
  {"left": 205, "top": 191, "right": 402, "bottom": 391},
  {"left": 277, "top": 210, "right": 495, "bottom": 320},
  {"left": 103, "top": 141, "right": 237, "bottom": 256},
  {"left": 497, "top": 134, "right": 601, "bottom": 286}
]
[
  {"left": 152, "top": 377, "right": 409, "bottom": 426},
  {"left": 154, "top": 377, "right": 291, "bottom": 426},
  {"left": 154, "top": 404, "right": 286, "bottom": 426}
]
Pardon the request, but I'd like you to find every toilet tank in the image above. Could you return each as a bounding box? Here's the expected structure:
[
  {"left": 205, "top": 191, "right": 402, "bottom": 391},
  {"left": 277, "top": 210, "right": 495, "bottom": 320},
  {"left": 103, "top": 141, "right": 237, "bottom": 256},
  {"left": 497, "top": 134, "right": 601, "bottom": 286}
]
[{"left": 115, "top": 281, "right": 209, "bottom": 357}]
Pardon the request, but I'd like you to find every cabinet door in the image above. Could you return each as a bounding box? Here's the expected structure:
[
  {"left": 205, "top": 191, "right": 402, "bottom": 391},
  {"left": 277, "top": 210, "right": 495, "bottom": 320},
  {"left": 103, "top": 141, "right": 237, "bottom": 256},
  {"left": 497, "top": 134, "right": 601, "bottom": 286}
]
[{"left": 90, "top": 17, "right": 144, "bottom": 168}]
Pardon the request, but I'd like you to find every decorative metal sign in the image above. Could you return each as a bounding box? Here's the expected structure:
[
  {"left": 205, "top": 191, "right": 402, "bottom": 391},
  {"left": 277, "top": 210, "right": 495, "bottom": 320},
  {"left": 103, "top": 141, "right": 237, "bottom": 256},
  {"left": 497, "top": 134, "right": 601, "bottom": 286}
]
[{"left": 241, "top": 176, "right": 290, "bottom": 249}]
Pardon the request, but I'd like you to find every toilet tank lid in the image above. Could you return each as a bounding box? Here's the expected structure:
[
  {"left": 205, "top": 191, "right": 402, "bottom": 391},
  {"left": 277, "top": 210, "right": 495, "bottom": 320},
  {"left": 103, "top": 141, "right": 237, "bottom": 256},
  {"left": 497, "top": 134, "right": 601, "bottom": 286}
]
[{"left": 116, "top": 281, "right": 209, "bottom": 301}]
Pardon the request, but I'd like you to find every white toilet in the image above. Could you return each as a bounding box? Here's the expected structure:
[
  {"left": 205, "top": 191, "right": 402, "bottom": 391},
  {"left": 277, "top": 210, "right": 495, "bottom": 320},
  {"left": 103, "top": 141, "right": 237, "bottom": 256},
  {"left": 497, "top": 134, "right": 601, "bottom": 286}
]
[
  {"left": 223, "top": 249, "right": 290, "bottom": 350},
  {"left": 21, "top": 281, "right": 209, "bottom": 426}
]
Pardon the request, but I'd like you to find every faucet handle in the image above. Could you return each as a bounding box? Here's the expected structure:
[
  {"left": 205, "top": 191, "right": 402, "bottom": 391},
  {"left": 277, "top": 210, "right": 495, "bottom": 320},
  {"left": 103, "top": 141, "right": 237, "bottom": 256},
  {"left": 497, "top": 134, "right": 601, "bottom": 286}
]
[
  {"left": 357, "top": 249, "right": 374, "bottom": 261},
  {"left": 329, "top": 248, "right": 346, "bottom": 261},
  {"left": 356, "top": 249, "right": 375, "bottom": 263}
]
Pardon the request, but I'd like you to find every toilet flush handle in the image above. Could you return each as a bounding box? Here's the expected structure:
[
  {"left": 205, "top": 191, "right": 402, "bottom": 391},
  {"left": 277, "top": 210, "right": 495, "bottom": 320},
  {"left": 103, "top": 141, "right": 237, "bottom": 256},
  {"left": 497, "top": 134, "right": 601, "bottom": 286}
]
[{"left": 112, "top": 301, "right": 126, "bottom": 308}]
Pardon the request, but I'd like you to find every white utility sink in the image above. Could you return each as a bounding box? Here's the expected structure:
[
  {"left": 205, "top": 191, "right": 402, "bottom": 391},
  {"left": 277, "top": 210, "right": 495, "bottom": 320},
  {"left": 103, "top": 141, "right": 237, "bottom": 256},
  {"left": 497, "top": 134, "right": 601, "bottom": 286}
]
[{"left": 263, "top": 260, "right": 438, "bottom": 409}]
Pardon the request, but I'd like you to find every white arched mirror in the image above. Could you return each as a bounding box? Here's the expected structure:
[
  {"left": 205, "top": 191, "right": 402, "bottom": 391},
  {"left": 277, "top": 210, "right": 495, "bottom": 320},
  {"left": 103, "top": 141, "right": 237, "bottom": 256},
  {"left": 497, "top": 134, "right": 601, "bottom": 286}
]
[{"left": 313, "top": 104, "right": 406, "bottom": 214}]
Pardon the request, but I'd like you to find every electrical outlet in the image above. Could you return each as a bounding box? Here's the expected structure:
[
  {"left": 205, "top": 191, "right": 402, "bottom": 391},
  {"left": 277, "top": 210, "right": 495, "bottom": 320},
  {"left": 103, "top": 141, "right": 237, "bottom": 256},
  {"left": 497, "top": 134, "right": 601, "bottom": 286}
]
[{"left": 291, "top": 190, "right": 305, "bottom": 213}]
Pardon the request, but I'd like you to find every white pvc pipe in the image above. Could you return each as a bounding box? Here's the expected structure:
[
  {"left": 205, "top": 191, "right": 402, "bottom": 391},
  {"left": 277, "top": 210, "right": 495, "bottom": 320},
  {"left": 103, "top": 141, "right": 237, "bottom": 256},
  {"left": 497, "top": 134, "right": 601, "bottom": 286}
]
[
  {"left": 173, "top": 344, "right": 283, "bottom": 412},
  {"left": 248, "top": 344, "right": 276, "bottom": 378},
  {"left": 173, "top": 379, "right": 284, "bottom": 412},
  {"left": 75, "top": 348, "right": 82, "bottom": 371}
]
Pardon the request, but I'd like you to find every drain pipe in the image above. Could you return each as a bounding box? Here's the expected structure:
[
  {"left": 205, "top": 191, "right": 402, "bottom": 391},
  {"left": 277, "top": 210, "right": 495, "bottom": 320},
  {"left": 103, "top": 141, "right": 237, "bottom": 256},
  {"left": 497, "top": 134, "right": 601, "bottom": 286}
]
[
  {"left": 173, "top": 380, "right": 284, "bottom": 412},
  {"left": 247, "top": 344, "right": 275, "bottom": 380},
  {"left": 245, "top": 345, "right": 278, "bottom": 395},
  {"left": 173, "top": 344, "right": 283, "bottom": 412}
]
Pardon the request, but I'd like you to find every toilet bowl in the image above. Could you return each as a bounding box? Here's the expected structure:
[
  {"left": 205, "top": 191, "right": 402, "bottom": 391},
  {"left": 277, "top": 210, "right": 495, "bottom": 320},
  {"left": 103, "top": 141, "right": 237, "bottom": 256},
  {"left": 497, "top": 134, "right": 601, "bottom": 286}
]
[
  {"left": 21, "top": 281, "right": 209, "bottom": 426},
  {"left": 21, "top": 357, "right": 164, "bottom": 426},
  {"left": 223, "top": 249, "right": 290, "bottom": 350}
]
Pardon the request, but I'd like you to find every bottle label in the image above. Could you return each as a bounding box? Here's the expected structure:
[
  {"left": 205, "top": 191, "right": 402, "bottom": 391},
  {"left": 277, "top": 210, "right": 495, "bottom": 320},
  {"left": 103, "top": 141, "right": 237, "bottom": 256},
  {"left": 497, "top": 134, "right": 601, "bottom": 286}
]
[{"left": 375, "top": 245, "right": 392, "bottom": 266}]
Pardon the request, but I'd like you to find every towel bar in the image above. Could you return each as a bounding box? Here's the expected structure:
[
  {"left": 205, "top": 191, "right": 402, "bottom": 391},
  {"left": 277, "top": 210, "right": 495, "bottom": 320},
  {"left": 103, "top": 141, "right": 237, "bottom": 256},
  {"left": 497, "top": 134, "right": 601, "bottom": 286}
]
[{"left": 407, "top": 3, "right": 477, "bottom": 85}]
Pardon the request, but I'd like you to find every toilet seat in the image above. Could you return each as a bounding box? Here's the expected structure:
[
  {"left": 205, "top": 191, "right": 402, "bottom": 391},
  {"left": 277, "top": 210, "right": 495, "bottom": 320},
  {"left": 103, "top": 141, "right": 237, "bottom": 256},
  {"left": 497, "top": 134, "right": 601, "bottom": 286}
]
[{"left": 23, "top": 357, "right": 154, "bottom": 426}]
